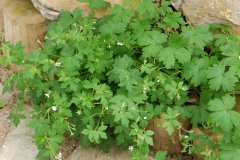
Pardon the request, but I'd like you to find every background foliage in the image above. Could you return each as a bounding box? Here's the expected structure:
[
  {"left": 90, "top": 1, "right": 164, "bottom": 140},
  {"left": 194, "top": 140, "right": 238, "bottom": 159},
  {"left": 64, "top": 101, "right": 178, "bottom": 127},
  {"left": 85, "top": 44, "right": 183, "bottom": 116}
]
[{"left": 0, "top": 0, "right": 240, "bottom": 159}]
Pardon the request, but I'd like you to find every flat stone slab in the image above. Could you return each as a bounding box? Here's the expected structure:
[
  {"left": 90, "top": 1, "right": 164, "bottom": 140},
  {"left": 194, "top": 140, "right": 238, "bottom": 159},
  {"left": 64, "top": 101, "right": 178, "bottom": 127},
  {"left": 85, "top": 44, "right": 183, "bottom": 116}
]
[
  {"left": 0, "top": 117, "right": 38, "bottom": 160},
  {"left": 68, "top": 146, "right": 130, "bottom": 160}
]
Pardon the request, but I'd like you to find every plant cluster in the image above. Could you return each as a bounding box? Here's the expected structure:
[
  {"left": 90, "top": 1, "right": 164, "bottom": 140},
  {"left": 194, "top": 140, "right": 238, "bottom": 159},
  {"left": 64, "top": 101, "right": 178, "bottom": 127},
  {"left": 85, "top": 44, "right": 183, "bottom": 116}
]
[{"left": 0, "top": 0, "right": 240, "bottom": 159}]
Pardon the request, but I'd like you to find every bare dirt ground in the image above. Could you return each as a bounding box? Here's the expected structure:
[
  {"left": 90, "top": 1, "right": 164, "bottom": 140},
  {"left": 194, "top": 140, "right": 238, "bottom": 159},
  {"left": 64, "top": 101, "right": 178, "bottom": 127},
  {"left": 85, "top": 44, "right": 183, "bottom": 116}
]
[
  {"left": 0, "top": 67, "right": 12, "bottom": 146},
  {"left": 0, "top": 103, "right": 11, "bottom": 146}
]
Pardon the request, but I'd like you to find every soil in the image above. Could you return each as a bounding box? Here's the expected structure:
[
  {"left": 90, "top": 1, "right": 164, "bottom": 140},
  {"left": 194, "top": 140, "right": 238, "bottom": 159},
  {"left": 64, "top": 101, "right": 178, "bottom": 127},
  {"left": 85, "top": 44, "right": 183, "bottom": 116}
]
[
  {"left": 0, "top": 68, "right": 12, "bottom": 146},
  {"left": 59, "top": 134, "right": 80, "bottom": 159},
  {"left": 0, "top": 103, "right": 11, "bottom": 146}
]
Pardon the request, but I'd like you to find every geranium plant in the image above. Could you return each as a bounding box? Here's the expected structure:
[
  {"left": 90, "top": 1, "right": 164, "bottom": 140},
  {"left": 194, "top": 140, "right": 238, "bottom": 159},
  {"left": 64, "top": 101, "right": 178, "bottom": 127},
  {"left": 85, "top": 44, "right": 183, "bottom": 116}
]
[{"left": 0, "top": 0, "right": 240, "bottom": 159}]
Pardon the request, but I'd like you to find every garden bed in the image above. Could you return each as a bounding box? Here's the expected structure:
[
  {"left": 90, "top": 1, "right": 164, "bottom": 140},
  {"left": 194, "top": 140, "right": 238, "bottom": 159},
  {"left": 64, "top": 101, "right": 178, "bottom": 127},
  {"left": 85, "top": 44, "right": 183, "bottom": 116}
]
[{"left": 0, "top": 0, "right": 240, "bottom": 160}]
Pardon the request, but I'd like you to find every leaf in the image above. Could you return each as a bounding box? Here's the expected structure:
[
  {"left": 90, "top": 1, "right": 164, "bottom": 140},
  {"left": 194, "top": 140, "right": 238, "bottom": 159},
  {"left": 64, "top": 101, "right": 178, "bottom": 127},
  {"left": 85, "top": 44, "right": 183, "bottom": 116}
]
[
  {"left": 220, "top": 42, "right": 240, "bottom": 59},
  {"left": 159, "top": 0, "right": 173, "bottom": 16},
  {"left": 229, "top": 60, "right": 240, "bottom": 78},
  {"left": 182, "top": 25, "right": 213, "bottom": 50},
  {"left": 8, "top": 113, "right": 25, "bottom": 126},
  {"left": 155, "top": 151, "right": 167, "bottom": 160},
  {"left": 0, "top": 55, "right": 9, "bottom": 68},
  {"left": 220, "top": 42, "right": 240, "bottom": 78},
  {"left": 207, "top": 64, "right": 238, "bottom": 91},
  {"left": 138, "top": 31, "right": 168, "bottom": 46},
  {"left": 80, "top": 0, "right": 110, "bottom": 10},
  {"left": 162, "top": 121, "right": 175, "bottom": 135},
  {"left": 0, "top": 101, "right": 6, "bottom": 108},
  {"left": 100, "top": 20, "right": 127, "bottom": 34},
  {"left": 220, "top": 144, "right": 240, "bottom": 160},
  {"left": 110, "top": 5, "right": 135, "bottom": 23},
  {"left": 188, "top": 105, "right": 210, "bottom": 127},
  {"left": 162, "top": 12, "right": 184, "bottom": 29},
  {"left": 162, "top": 108, "right": 180, "bottom": 135},
  {"left": 183, "top": 57, "right": 210, "bottom": 86},
  {"left": 81, "top": 125, "right": 108, "bottom": 143},
  {"left": 136, "top": 0, "right": 158, "bottom": 18},
  {"left": 208, "top": 95, "right": 237, "bottom": 131},
  {"left": 208, "top": 94, "right": 235, "bottom": 111},
  {"left": 158, "top": 47, "right": 191, "bottom": 68},
  {"left": 108, "top": 55, "right": 141, "bottom": 91}
]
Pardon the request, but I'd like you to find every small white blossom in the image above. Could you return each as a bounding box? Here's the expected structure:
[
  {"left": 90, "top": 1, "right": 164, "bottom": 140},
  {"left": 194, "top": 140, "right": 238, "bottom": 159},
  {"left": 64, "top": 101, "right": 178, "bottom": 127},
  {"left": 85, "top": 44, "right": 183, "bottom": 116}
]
[
  {"left": 107, "top": 44, "right": 112, "bottom": 48},
  {"left": 22, "top": 61, "right": 25, "bottom": 63},
  {"left": 117, "top": 42, "right": 124, "bottom": 46},
  {"left": 184, "top": 135, "right": 189, "bottom": 139},
  {"left": 76, "top": 110, "right": 82, "bottom": 115},
  {"left": 55, "top": 62, "right": 61, "bottom": 67},
  {"left": 157, "top": 80, "right": 160, "bottom": 83},
  {"left": 92, "top": 27, "right": 96, "bottom": 30},
  {"left": 239, "top": 55, "right": 240, "bottom": 60},
  {"left": 56, "top": 152, "right": 62, "bottom": 160},
  {"left": 44, "top": 91, "right": 51, "bottom": 98},
  {"left": 128, "top": 146, "right": 134, "bottom": 151},
  {"left": 51, "top": 106, "right": 58, "bottom": 111},
  {"left": 45, "top": 93, "right": 50, "bottom": 98},
  {"left": 143, "top": 116, "right": 147, "bottom": 120}
]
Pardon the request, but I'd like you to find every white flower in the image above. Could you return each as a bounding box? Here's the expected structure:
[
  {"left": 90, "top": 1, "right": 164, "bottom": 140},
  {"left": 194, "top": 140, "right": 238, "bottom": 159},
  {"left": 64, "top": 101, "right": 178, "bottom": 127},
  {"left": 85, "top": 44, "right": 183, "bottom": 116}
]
[
  {"left": 157, "top": 80, "right": 160, "bottom": 83},
  {"left": 143, "top": 116, "right": 147, "bottom": 120},
  {"left": 56, "top": 152, "right": 62, "bottom": 160},
  {"left": 184, "top": 135, "right": 189, "bottom": 139},
  {"left": 45, "top": 93, "right": 50, "bottom": 98},
  {"left": 117, "top": 42, "right": 124, "bottom": 46},
  {"left": 51, "top": 106, "right": 58, "bottom": 111},
  {"left": 55, "top": 62, "right": 61, "bottom": 67},
  {"left": 44, "top": 91, "right": 51, "bottom": 98},
  {"left": 22, "top": 61, "right": 25, "bottom": 63},
  {"left": 239, "top": 55, "right": 240, "bottom": 60},
  {"left": 128, "top": 146, "right": 134, "bottom": 151},
  {"left": 107, "top": 44, "right": 112, "bottom": 48},
  {"left": 76, "top": 110, "right": 82, "bottom": 115},
  {"left": 92, "top": 27, "right": 96, "bottom": 30}
]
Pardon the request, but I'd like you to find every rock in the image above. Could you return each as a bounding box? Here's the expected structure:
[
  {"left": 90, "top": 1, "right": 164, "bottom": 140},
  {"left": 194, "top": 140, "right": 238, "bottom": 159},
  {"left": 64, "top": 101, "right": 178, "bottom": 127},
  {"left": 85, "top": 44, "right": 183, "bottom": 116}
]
[
  {"left": 68, "top": 146, "right": 130, "bottom": 160},
  {"left": 172, "top": 0, "right": 240, "bottom": 33},
  {"left": 0, "top": 111, "right": 38, "bottom": 160},
  {"left": 31, "top": 0, "right": 124, "bottom": 20},
  {"left": 147, "top": 115, "right": 190, "bottom": 154},
  {"left": 3, "top": 0, "right": 47, "bottom": 53}
]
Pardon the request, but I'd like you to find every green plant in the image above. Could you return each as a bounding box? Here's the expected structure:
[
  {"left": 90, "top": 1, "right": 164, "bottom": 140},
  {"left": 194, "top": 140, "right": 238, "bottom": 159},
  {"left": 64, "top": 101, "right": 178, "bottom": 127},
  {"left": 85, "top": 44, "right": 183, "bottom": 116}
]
[{"left": 0, "top": 0, "right": 240, "bottom": 159}]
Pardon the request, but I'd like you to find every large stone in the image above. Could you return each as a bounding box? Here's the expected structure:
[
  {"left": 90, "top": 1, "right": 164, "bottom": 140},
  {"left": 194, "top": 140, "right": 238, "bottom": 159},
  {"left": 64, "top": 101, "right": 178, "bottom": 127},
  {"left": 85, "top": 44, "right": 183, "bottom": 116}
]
[
  {"left": 3, "top": 0, "right": 47, "bottom": 53},
  {"left": 31, "top": 0, "right": 124, "bottom": 20},
  {"left": 172, "top": 0, "right": 240, "bottom": 33},
  {"left": 147, "top": 116, "right": 190, "bottom": 154},
  {"left": 68, "top": 146, "right": 130, "bottom": 160},
  {"left": 0, "top": 115, "right": 38, "bottom": 160}
]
